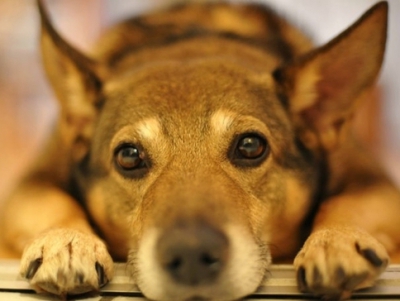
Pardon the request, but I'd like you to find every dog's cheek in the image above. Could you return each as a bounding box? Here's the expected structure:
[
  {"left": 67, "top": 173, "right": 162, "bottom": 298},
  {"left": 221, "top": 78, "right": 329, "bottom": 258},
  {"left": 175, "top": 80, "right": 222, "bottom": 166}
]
[
  {"left": 284, "top": 176, "right": 313, "bottom": 223},
  {"left": 86, "top": 183, "right": 131, "bottom": 260},
  {"left": 268, "top": 176, "right": 315, "bottom": 260}
]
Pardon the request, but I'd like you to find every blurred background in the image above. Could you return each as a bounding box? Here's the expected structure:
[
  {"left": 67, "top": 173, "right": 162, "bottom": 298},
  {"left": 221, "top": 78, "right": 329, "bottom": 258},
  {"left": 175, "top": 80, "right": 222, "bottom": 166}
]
[{"left": 0, "top": 0, "right": 399, "bottom": 202}]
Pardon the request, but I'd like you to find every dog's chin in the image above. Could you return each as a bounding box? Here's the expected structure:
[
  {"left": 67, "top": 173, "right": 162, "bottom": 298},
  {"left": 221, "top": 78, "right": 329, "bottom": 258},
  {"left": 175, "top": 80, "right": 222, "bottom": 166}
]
[{"left": 129, "top": 225, "right": 270, "bottom": 301}]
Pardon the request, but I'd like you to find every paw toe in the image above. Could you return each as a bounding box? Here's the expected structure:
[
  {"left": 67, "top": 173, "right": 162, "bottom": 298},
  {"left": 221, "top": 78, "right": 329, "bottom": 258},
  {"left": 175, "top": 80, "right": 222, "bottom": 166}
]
[
  {"left": 294, "top": 228, "right": 389, "bottom": 299},
  {"left": 19, "top": 229, "right": 114, "bottom": 296}
]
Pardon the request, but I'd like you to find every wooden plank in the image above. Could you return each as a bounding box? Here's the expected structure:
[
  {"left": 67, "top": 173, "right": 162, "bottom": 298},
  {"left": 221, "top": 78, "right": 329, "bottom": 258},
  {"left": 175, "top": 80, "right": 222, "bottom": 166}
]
[{"left": 1, "top": 260, "right": 400, "bottom": 300}]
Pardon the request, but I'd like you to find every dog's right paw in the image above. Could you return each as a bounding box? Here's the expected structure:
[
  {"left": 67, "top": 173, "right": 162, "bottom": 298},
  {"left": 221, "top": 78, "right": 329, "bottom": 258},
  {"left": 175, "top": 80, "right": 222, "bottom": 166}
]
[{"left": 20, "top": 228, "right": 113, "bottom": 296}]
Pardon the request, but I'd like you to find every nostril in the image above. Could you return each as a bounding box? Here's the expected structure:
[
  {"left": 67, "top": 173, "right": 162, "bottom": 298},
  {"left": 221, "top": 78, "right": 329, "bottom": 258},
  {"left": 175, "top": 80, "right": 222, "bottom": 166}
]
[
  {"left": 166, "top": 254, "right": 217, "bottom": 267},
  {"left": 167, "top": 257, "right": 182, "bottom": 271},
  {"left": 200, "top": 253, "right": 220, "bottom": 267}
]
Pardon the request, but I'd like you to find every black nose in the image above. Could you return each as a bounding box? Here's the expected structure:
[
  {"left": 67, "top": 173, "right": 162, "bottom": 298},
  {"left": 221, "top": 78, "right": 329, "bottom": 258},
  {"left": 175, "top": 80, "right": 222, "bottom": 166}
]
[{"left": 156, "top": 222, "right": 229, "bottom": 286}]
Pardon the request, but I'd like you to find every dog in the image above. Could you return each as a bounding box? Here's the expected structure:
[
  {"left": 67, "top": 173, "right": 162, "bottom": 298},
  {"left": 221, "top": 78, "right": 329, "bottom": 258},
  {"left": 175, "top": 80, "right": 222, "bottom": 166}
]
[{"left": 0, "top": 0, "right": 400, "bottom": 300}]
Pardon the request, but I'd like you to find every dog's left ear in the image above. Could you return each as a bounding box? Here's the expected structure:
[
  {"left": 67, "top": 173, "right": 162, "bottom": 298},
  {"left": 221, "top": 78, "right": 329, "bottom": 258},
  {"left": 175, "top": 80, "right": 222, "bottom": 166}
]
[{"left": 274, "top": 1, "right": 388, "bottom": 151}]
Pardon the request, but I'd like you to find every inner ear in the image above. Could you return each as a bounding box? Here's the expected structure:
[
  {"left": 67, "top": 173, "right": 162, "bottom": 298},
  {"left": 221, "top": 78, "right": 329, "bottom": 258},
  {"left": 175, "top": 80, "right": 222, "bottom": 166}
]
[
  {"left": 274, "top": 1, "right": 388, "bottom": 150},
  {"left": 37, "top": 0, "right": 106, "bottom": 161},
  {"left": 38, "top": 0, "right": 104, "bottom": 111}
]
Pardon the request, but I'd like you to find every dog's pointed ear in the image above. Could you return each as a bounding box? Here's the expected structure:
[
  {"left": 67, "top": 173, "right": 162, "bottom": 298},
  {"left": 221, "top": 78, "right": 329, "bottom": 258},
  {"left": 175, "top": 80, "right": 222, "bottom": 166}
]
[
  {"left": 38, "top": 0, "right": 103, "bottom": 113},
  {"left": 273, "top": 1, "right": 388, "bottom": 151},
  {"left": 37, "top": 0, "right": 107, "bottom": 161}
]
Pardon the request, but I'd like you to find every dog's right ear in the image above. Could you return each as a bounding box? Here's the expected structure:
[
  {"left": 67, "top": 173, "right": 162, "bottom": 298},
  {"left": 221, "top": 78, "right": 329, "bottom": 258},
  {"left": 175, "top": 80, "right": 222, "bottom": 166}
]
[
  {"left": 38, "top": 0, "right": 103, "bottom": 119},
  {"left": 37, "top": 0, "right": 107, "bottom": 161}
]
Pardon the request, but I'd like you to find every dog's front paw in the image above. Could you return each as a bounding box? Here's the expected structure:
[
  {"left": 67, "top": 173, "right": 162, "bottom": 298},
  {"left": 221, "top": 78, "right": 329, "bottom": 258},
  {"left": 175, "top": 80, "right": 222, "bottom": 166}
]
[
  {"left": 294, "top": 227, "right": 388, "bottom": 300},
  {"left": 20, "top": 228, "right": 113, "bottom": 296}
]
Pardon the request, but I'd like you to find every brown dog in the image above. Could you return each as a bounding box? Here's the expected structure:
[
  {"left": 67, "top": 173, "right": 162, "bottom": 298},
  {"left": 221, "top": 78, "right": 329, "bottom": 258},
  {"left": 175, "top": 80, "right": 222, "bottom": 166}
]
[{"left": 1, "top": 0, "right": 400, "bottom": 300}]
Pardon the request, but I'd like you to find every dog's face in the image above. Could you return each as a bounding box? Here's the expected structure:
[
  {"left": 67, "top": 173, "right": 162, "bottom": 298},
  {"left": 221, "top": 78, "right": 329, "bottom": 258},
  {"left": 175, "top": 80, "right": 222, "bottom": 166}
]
[
  {"left": 82, "top": 59, "right": 317, "bottom": 299},
  {"left": 38, "top": 2, "right": 387, "bottom": 300}
]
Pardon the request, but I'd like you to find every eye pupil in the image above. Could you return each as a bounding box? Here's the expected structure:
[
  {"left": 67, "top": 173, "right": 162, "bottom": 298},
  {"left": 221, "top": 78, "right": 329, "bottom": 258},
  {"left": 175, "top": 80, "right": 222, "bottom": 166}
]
[
  {"left": 116, "top": 145, "right": 143, "bottom": 170},
  {"left": 229, "top": 133, "right": 269, "bottom": 167},
  {"left": 237, "top": 136, "right": 266, "bottom": 159},
  {"left": 238, "top": 137, "right": 265, "bottom": 158}
]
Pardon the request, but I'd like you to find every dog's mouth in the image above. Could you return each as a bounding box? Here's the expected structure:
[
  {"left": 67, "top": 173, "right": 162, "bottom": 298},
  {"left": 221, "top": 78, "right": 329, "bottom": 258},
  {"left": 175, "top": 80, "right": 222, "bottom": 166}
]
[{"left": 130, "top": 224, "right": 270, "bottom": 301}]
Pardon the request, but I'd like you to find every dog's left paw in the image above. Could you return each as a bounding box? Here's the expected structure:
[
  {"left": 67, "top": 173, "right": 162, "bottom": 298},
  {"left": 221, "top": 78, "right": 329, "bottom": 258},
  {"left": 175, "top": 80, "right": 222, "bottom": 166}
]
[{"left": 294, "top": 227, "right": 389, "bottom": 300}]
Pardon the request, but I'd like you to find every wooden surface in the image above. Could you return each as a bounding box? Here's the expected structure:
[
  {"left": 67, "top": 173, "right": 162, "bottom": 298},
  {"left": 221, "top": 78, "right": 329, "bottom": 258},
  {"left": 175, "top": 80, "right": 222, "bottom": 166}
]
[{"left": 1, "top": 260, "right": 400, "bottom": 300}]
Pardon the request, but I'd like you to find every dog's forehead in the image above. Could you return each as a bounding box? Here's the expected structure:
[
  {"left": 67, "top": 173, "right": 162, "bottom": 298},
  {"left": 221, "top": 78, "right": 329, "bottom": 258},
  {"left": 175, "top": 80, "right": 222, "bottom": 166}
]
[{"left": 102, "top": 60, "right": 287, "bottom": 135}]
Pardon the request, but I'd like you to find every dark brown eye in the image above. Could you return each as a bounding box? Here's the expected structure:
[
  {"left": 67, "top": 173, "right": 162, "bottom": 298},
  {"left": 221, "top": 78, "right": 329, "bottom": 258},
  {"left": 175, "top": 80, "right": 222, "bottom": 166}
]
[
  {"left": 230, "top": 133, "right": 269, "bottom": 167},
  {"left": 237, "top": 136, "right": 265, "bottom": 159},
  {"left": 114, "top": 144, "right": 148, "bottom": 177}
]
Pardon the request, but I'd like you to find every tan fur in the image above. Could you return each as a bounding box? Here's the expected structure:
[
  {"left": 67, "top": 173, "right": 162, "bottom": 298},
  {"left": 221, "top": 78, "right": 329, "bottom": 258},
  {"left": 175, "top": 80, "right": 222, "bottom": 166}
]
[{"left": 0, "top": 1, "right": 399, "bottom": 300}]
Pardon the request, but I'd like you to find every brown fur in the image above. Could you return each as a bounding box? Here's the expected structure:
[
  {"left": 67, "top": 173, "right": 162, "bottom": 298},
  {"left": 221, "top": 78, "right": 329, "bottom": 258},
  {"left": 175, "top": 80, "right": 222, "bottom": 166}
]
[{"left": 0, "top": 1, "right": 399, "bottom": 300}]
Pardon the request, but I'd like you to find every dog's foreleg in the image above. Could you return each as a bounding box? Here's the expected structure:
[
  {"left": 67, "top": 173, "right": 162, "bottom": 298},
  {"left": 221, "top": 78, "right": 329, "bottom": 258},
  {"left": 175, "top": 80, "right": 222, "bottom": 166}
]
[
  {"left": 294, "top": 179, "right": 400, "bottom": 299},
  {"left": 272, "top": 2, "right": 397, "bottom": 298},
  {"left": 0, "top": 180, "right": 113, "bottom": 296}
]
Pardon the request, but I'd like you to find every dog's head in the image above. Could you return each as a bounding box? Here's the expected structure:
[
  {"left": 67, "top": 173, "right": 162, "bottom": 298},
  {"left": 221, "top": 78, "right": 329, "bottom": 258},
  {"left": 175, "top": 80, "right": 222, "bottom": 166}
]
[{"left": 38, "top": 1, "right": 387, "bottom": 300}]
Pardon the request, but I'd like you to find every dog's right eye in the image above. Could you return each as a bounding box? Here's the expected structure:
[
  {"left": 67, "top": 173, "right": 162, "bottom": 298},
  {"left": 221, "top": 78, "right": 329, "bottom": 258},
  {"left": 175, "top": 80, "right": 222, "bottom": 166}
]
[{"left": 114, "top": 144, "right": 148, "bottom": 178}]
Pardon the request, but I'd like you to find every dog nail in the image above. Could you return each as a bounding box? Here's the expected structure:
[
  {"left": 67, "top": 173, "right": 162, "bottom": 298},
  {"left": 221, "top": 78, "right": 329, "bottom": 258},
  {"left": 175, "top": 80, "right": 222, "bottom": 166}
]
[
  {"left": 334, "top": 266, "right": 346, "bottom": 287},
  {"left": 355, "top": 242, "right": 361, "bottom": 253},
  {"left": 360, "top": 248, "right": 384, "bottom": 267},
  {"left": 297, "top": 266, "right": 308, "bottom": 292},
  {"left": 95, "top": 262, "right": 107, "bottom": 287},
  {"left": 75, "top": 272, "right": 85, "bottom": 284},
  {"left": 312, "top": 266, "right": 323, "bottom": 287},
  {"left": 25, "top": 258, "right": 43, "bottom": 279}
]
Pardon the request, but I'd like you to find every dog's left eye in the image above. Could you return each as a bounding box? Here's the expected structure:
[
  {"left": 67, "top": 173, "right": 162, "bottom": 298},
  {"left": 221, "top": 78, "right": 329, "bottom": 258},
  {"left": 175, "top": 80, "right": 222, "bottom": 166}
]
[
  {"left": 114, "top": 144, "right": 148, "bottom": 178},
  {"left": 229, "top": 133, "right": 270, "bottom": 167}
]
